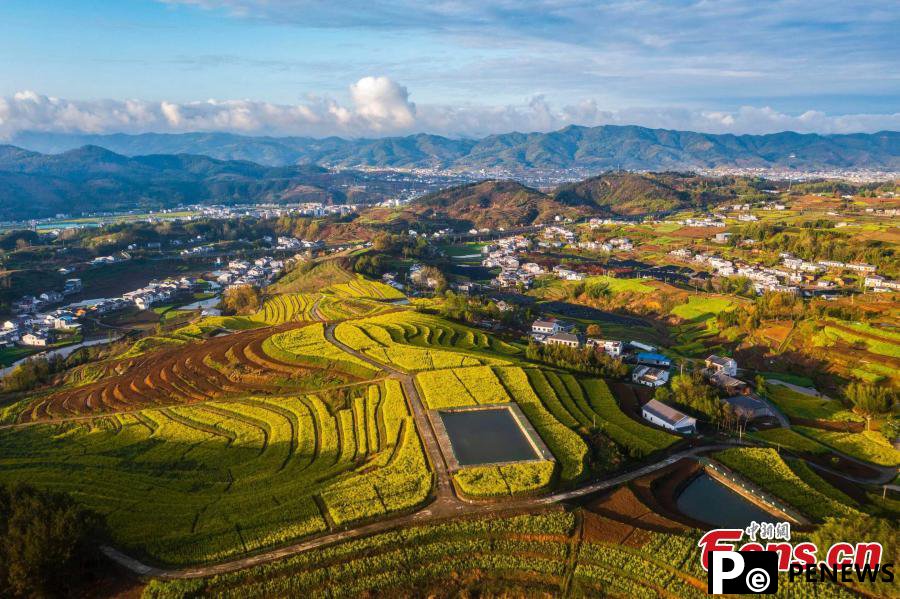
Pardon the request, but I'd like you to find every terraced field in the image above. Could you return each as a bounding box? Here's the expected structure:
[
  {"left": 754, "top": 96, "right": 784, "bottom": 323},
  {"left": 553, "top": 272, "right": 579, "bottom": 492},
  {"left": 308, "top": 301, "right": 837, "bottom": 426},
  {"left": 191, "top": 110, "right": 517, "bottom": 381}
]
[
  {"left": 11, "top": 323, "right": 371, "bottom": 424},
  {"left": 141, "top": 506, "right": 869, "bottom": 599},
  {"left": 0, "top": 380, "right": 430, "bottom": 565},
  {"left": 713, "top": 448, "right": 860, "bottom": 520},
  {"left": 334, "top": 311, "right": 521, "bottom": 371},
  {"left": 416, "top": 364, "right": 676, "bottom": 484}
]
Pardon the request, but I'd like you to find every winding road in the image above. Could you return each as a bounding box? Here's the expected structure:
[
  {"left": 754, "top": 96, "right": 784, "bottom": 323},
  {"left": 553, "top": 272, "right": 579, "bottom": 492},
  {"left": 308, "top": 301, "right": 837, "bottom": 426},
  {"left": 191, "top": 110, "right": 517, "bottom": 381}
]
[{"left": 18, "top": 304, "right": 894, "bottom": 581}]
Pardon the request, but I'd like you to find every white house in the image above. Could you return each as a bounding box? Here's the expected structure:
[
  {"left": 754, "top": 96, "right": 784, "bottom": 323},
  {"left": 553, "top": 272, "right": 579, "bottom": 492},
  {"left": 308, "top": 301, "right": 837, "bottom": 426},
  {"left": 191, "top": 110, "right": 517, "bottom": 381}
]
[
  {"left": 21, "top": 332, "right": 49, "bottom": 347},
  {"left": 705, "top": 355, "right": 738, "bottom": 377},
  {"left": 586, "top": 338, "right": 622, "bottom": 357},
  {"left": 532, "top": 319, "right": 560, "bottom": 336},
  {"left": 632, "top": 366, "right": 670, "bottom": 387},
  {"left": 641, "top": 399, "right": 697, "bottom": 434}
]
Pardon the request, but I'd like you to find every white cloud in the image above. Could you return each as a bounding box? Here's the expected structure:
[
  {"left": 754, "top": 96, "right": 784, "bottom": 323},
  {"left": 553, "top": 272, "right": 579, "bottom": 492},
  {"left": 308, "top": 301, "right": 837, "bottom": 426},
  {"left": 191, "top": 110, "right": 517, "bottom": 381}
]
[{"left": 1, "top": 78, "right": 898, "bottom": 140}]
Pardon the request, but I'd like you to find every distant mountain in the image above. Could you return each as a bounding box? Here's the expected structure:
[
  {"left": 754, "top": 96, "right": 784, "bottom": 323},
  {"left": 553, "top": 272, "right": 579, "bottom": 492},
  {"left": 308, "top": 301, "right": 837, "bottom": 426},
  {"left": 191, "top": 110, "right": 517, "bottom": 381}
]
[
  {"left": 11, "top": 125, "right": 900, "bottom": 171},
  {"left": 0, "top": 145, "right": 359, "bottom": 220}
]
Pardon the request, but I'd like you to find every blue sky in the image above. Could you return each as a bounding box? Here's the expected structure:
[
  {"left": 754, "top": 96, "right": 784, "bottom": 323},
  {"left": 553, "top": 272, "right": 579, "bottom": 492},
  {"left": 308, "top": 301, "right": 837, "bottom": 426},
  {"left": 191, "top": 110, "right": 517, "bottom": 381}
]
[{"left": 0, "top": 0, "right": 897, "bottom": 138}]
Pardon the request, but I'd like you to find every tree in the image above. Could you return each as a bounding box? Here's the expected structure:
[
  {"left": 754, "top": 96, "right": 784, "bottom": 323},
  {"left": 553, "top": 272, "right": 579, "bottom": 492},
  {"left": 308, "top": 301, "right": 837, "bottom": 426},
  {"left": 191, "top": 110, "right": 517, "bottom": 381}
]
[
  {"left": 0, "top": 484, "right": 105, "bottom": 598},
  {"left": 754, "top": 375, "right": 768, "bottom": 397},
  {"left": 586, "top": 324, "right": 603, "bottom": 337},
  {"left": 845, "top": 382, "right": 894, "bottom": 430},
  {"left": 221, "top": 285, "right": 261, "bottom": 316}
]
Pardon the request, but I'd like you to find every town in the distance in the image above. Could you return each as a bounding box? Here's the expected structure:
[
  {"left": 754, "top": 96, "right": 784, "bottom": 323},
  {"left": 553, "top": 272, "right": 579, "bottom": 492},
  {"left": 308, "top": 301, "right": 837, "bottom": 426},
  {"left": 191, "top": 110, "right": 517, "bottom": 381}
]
[
  {"left": 1, "top": 0, "right": 898, "bottom": 596},
  {"left": 0, "top": 164, "right": 896, "bottom": 598}
]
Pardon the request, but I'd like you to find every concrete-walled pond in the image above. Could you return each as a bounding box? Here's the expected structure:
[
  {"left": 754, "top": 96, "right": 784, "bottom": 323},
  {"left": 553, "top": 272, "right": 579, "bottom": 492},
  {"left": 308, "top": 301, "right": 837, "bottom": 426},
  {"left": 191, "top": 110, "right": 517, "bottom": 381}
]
[{"left": 676, "top": 472, "right": 781, "bottom": 529}]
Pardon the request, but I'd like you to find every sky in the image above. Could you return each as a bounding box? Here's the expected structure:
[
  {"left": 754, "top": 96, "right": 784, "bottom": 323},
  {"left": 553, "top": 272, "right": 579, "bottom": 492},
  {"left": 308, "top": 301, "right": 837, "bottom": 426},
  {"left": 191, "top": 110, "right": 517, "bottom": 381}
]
[{"left": 0, "top": 0, "right": 898, "bottom": 139}]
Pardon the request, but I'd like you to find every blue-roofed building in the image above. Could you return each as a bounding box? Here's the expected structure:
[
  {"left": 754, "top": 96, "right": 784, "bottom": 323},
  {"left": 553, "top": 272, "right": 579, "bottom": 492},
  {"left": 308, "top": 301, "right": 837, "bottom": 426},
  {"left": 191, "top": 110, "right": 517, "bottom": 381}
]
[{"left": 635, "top": 352, "right": 671, "bottom": 367}]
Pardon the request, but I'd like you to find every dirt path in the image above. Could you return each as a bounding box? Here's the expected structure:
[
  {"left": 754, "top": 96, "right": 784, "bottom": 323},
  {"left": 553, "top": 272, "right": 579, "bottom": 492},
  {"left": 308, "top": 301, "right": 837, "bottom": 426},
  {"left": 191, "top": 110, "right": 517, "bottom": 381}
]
[{"left": 323, "top": 322, "right": 456, "bottom": 506}]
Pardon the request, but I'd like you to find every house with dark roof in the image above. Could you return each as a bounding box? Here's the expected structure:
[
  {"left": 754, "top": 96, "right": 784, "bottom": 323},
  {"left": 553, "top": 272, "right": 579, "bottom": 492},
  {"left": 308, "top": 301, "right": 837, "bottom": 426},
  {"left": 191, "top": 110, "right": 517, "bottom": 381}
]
[
  {"left": 705, "top": 354, "right": 738, "bottom": 377},
  {"left": 546, "top": 331, "right": 582, "bottom": 348},
  {"left": 641, "top": 399, "right": 697, "bottom": 434}
]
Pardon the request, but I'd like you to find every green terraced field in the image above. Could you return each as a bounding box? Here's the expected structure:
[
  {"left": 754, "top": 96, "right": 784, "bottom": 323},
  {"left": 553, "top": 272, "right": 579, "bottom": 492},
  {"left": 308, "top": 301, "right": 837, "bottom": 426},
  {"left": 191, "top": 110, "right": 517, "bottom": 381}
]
[
  {"left": 0, "top": 380, "right": 429, "bottom": 565},
  {"left": 714, "top": 448, "right": 860, "bottom": 520},
  {"left": 794, "top": 427, "right": 900, "bottom": 467},
  {"left": 334, "top": 311, "right": 520, "bottom": 371},
  {"left": 141, "top": 507, "right": 870, "bottom": 598},
  {"left": 764, "top": 385, "right": 862, "bottom": 422}
]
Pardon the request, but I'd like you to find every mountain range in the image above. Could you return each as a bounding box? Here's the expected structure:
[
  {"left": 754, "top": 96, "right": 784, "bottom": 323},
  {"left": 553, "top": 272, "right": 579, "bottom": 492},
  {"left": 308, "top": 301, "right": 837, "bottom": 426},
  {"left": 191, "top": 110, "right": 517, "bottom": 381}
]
[
  {"left": 11, "top": 125, "right": 900, "bottom": 172},
  {"left": 0, "top": 145, "right": 369, "bottom": 220},
  {"left": 364, "top": 172, "right": 747, "bottom": 229}
]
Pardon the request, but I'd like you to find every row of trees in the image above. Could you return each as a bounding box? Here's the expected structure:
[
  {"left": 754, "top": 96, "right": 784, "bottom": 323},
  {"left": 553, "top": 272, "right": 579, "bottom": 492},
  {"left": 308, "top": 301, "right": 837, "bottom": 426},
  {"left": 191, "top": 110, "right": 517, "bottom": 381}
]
[{"left": 525, "top": 341, "right": 628, "bottom": 378}]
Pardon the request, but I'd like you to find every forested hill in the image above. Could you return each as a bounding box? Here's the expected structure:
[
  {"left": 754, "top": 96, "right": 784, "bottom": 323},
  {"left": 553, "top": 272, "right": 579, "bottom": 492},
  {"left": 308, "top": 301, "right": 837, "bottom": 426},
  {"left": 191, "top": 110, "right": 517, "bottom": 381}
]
[
  {"left": 0, "top": 145, "right": 356, "bottom": 220},
  {"left": 11, "top": 125, "right": 900, "bottom": 171}
]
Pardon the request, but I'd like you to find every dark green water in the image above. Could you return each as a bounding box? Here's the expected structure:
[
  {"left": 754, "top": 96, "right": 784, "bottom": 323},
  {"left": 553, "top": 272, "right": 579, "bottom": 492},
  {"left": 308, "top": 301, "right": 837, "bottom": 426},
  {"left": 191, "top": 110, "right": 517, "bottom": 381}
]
[
  {"left": 440, "top": 409, "right": 538, "bottom": 465},
  {"left": 677, "top": 473, "right": 779, "bottom": 529}
]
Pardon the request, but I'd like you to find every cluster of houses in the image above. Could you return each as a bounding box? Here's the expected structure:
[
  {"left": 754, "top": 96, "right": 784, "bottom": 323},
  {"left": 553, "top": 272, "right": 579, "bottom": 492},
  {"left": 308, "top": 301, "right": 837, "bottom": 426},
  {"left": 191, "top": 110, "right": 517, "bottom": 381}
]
[
  {"left": 123, "top": 278, "right": 195, "bottom": 311},
  {"left": 275, "top": 237, "right": 324, "bottom": 251},
  {"left": 212, "top": 257, "right": 284, "bottom": 289},
  {"left": 1, "top": 308, "right": 82, "bottom": 348},
  {"left": 668, "top": 248, "right": 874, "bottom": 295},
  {"left": 638, "top": 353, "right": 776, "bottom": 436},
  {"left": 577, "top": 237, "right": 633, "bottom": 253},
  {"left": 11, "top": 279, "right": 83, "bottom": 316}
]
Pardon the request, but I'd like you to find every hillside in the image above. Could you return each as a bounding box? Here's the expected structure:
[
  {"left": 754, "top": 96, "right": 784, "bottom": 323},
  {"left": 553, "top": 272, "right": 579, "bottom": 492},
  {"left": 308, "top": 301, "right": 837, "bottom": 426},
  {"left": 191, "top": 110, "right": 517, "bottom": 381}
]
[
  {"left": 12, "top": 125, "right": 900, "bottom": 171},
  {"left": 405, "top": 180, "right": 587, "bottom": 229},
  {"left": 0, "top": 146, "right": 352, "bottom": 219},
  {"left": 553, "top": 172, "right": 715, "bottom": 215}
]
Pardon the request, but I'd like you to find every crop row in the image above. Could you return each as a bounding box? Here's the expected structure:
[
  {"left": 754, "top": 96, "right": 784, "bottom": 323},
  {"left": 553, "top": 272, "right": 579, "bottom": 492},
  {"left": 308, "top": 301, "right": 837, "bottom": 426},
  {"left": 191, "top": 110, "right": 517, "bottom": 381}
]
[
  {"left": 580, "top": 378, "right": 677, "bottom": 457},
  {"left": 143, "top": 511, "right": 575, "bottom": 598},
  {"left": 453, "top": 461, "right": 555, "bottom": 497},
  {"left": 0, "top": 380, "right": 430, "bottom": 565},
  {"left": 713, "top": 448, "right": 859, "bottom": 521}
]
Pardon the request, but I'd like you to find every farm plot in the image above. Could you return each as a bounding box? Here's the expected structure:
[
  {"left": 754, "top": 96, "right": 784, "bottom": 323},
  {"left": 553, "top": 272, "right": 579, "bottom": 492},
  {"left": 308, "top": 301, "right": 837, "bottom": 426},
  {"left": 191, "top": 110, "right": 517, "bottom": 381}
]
[
  {"left": 0, "top": 380, "right": 430, "bottom": 565},
  {"left": 713, "top": 448, "right": 860, "bottom": 521},
  {"left": 327, "top": 275, "right": 406, "bottom": 301},
  {"left": 454, "top": 461, "right": 555, "bottom": 498},
  {"left": 579, "top": 379, "right": 678, "bottom": 457},
  {"left": 417, "top": 366, "right": 511, "bottom": 409},
  {"left": 794, "top": 427, "right": 900, "bottom": 467},
  {"left": 144, "top": 512, "right": 577, "bottom": 598},
  {"left": 334, "top": 312, "right": 520, "bottom": 371},
  {"left": 14, "top": 322, "right": 356, "bottom": 424},
  {"left": 263, "top": 322, "right": 380, "bottom": 380},
  {"left": 257, "top": 293, "right": 320, "bottom": 324},
  {"left": 764, "top": 385, "right": 861, "bottom": 422}
]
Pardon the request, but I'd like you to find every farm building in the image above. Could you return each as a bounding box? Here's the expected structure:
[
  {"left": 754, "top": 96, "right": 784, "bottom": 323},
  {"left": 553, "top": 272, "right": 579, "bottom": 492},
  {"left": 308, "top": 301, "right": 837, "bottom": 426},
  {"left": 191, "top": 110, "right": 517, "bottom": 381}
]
[
  {"left": 641, "top": 399, "right": 696, "bottom": 434},
  {"left": 586, "top": 338, "right": 622, "bottom": 357},
  {"left": 632, "top": 366, "right": 670, "bottom": 387},
  {"left": 545, "top": 331, "right": 582, "bottom": 348},
  {"left": 708, "top": 372, "right": 750, "bottom": 395},
  {"left": 720, "top": 394, "right": 775, "bottom": 421},
  {"left": 532, "top": 319, "right": 560, "bottom": 335},
  {"left": 635, "top": 352, "right": 671, "bottom": 368},
  {"left": 705, "top": 355, "right": 737, "bottom": 377}
]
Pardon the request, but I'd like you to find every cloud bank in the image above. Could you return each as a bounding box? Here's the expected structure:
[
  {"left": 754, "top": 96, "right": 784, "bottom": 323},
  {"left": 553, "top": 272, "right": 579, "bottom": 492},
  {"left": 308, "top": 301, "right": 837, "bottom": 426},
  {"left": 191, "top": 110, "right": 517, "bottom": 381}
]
[{"left": 1, "top": 79, "right": 898, "bottom": 140}]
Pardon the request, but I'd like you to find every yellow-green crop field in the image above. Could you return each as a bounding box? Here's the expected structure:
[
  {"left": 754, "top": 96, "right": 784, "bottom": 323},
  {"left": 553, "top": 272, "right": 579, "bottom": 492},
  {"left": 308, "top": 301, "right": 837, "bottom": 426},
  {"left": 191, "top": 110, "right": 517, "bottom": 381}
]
[{"left": 0, "top": 380, "right": 429, "bottom": 565}]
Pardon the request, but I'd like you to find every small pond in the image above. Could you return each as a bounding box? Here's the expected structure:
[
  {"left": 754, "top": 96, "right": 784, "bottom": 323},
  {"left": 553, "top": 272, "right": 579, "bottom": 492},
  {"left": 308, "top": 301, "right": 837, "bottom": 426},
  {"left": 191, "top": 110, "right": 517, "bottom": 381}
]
[
  {"left": 677, "top": 473, "right": 779, "bottom": 529},
  {"left": 439, "top": 408, "right": 538, "bottom": 466}
]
